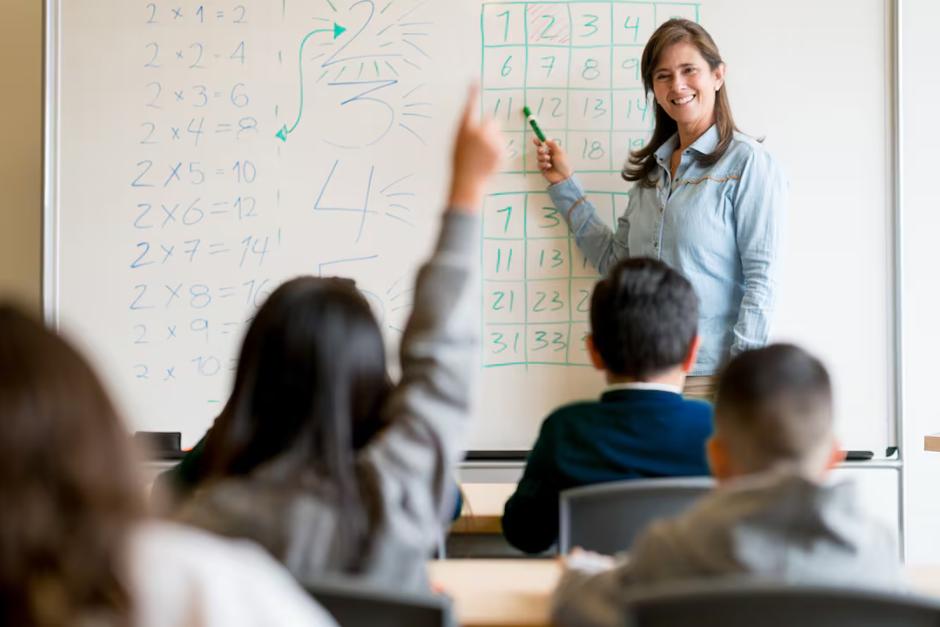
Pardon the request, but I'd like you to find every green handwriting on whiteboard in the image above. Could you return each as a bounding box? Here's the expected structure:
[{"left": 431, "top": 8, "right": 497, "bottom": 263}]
[{"left": 275, "top": 22, "right": 347, "bottom": 142}]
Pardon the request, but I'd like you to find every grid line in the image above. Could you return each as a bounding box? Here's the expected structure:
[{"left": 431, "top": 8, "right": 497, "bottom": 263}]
[{"left": 480, "top": 1, "right": 700, "bottom": 368}]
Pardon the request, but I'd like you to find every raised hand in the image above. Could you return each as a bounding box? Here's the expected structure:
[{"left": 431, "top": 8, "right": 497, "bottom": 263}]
[{"left": 448, "top": 85, "right": 504, "bottom": 212}]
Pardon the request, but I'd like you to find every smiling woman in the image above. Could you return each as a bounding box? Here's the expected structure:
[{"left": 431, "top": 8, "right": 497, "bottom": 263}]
[{"left": 534, "top": 19, "right": 787, "bottom": 399}]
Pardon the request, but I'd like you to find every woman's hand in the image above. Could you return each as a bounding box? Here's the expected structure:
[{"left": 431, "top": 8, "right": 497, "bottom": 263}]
[
  {"left": 448, "top": 85, "right": 504, "bottom": 213},
  {"left": 534, "top": 137, "right": 572, "bottom": 185}
]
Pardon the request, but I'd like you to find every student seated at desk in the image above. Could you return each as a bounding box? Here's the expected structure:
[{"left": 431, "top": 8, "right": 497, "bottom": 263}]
[
  {"left": 0, "top": 307, "right": 336, "bottom": 627},
  {"left": 551, "top": 344, "right": 901, "bottom": 627},
  {"left": 162, "top": 89, "right": 502, "bottom": 593},
  {"left": 502, "top": 258, "right": 712, "bottom": 554}
]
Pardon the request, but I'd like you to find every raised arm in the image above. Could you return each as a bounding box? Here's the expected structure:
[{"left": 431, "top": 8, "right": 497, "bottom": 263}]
[
  {"left": 362, "top": 86, "right": 502, "bottom": 536},
  {"left": 731, "top": 149, "right": 787, "bottom": 355}
]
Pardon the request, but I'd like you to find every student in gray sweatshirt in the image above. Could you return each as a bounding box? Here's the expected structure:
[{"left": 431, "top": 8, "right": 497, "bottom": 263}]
[
  {"left": 173, "top": 88, "right": 503, "bottom": 593},
  {"left": 552, "top": 344, "right": 901, "bottom": 627}
]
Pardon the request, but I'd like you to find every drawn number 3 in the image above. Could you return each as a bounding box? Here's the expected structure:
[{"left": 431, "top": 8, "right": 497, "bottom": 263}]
[{"left": 582, "top": 14, "right": 599, "bottom": 37}]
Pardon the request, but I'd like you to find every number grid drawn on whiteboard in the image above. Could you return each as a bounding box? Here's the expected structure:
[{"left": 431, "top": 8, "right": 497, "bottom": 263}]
[
  {"left": 43, "top": 0, "right": 899, "bottom": 455},
  {"left": 479, "top": 0, "right": 699, "bottom": 369}
]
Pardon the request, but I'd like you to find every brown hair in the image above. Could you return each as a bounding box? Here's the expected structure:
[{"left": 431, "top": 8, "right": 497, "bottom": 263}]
[
  {"left": 622, "top": 19, "right": 740, "bottom": 186},
  {"left": 0, "top": 306, "right": 144, "bottom": 626},
  {"left": 714, "top": 344, "right": 833, "bottom": 474}
]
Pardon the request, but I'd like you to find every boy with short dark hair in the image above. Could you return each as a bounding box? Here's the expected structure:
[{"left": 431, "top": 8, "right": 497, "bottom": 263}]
[
  {"left": 551, "top": 344, "right": 901, "bottom": 627},
  {"left": 502, "top": 257, "right": 713, "bottom": 554}
]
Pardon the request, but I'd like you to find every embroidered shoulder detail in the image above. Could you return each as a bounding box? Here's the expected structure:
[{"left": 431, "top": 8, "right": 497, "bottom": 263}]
[{"left": 674, "top": 173, "right": 741, "bottom": 187}]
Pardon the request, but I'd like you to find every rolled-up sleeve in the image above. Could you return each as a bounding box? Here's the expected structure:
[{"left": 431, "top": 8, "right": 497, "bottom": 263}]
[{"left": 731, "top": 150, "right": 787, "bottom": 355}]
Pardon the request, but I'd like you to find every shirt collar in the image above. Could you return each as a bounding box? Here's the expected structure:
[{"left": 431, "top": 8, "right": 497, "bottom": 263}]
[
  {"left": 604, "top": 381, "right": 683, "bottom": 395},
  {"left": 654, "top": 134, "right": 679, "bottom": 165},
  {"left": 653, "top": 123, "right": 720, "bottom": 165},
  {"left": 688, "top": 124, "right": 720, "bottom": 155}
]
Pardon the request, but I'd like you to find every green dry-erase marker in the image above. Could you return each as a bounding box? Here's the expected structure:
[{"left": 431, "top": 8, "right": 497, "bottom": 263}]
[{"left": 523, "top": 106, "right": 547, "bottom": 142}]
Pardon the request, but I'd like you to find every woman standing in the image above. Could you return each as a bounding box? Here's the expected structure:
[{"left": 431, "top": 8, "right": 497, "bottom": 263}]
[{"left": 536, "top": 19, "right": 786, "bottom": 397}]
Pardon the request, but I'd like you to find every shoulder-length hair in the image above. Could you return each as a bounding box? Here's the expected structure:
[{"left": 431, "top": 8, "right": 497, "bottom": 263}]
[
  {"left": 198, "top": 276, "right": 393, "bottom": 571},
  {"left": 0, "top": 306, "right": 143, "bottom": 627},
  {"left": 623, "top": 19, "right": 740, "bottom": 187}
]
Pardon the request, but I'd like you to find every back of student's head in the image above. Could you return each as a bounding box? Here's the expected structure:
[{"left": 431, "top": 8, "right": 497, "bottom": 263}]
[
  {"left": 713, "top": 343, "right": 834, "bottom": 475},
  {"left": 199, "top": 276, "right": 391, "bottom": 570},
  {"left": 590, "top": 257, "right": 699, "bottom": 378},
  {"left": 203, "top": 276, "right": 391, "bottom": 482},
  {"left": 0, "top": 305, "right": 143, "bottom": 627}
]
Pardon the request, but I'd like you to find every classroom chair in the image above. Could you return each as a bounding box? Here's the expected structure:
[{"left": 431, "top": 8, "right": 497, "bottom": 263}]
[
  {"left": 624, "top": 579, "right": 940, "bottom": 627},
  {"left": 306, "top": 576, "right": 455, "bottom": 627},
  {"left": 558, "top": 477, "right": 714, "bottom": 554}
]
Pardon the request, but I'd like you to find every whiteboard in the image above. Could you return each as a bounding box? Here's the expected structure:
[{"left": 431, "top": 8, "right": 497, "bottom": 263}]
[{"left": 45, "top": 0, "right": 895, "bottom": 453}]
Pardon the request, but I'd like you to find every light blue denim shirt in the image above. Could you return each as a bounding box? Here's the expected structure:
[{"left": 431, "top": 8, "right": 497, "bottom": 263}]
[{"left": 548, "top": 125, "right": 787, "bottom": 375}]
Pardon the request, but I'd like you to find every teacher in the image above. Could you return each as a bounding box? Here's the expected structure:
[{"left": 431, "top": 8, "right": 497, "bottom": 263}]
[{"left": 536, "top": 18, "right": 786, "bottom": 399}]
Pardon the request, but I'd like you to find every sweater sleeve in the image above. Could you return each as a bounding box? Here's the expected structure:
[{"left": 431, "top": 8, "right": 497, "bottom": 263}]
[
  {"left": 551, "top": 562, "right": 630, "bottom": 627},
  {"left": 360, "top": 211, "right": 479, "bottom": 546},
  {"left": 502, "top": 418, "right": 560, "bottom": 554}
]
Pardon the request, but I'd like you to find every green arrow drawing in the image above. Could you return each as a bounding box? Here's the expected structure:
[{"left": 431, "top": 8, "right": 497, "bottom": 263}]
[{"left": 276, "top": 21, "right": 346, "bottom": 142}]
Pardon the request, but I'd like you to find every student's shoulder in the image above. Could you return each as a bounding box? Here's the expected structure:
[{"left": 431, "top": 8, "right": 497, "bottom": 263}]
[
  {"left": 677, "top": 396, "right": 713, "bottom": 418},
  {"left": 131, "top": 520, "right": 277, "bottom": 573},
  {"left": 129, "top": 521, "right": 336, "bottom": 625},
  {"left": 541, "top": 399, "right": 606, "bottom": 427}
]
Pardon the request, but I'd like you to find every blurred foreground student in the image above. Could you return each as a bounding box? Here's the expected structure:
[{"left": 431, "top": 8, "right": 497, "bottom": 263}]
[
  {"left": 502, "top": 258, "right": 712, "bottom": 553},
  {"left": 167, "top": 87, "right": 503, "bottom": 591},
  {"left": 551, "top": 344, "right": 901, "bottom": 627},
  {"left": 0, "top": 307, "right": 337, "bottom": 627}
]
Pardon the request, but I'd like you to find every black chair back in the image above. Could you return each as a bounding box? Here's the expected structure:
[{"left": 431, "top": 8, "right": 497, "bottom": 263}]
[
  {"left": 307, "top": 576, "right": 454, "bottom": 627},
  {"left": 559, "top": 477, "right": 714, "bottom": 554},
  {"left": 626, "top": 580, "right": 940, "bottom": 627}
]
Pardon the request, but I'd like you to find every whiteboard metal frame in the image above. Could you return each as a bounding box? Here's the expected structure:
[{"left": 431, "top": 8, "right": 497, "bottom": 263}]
[
  {"left": 890, "top": 0, "right": 906, "bottom": 557},
  {"left": 39, "top": 0, "right": 907, "bottom": 545}
]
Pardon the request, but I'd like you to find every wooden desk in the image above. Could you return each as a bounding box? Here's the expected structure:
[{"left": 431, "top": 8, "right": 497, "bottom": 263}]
[
  {"left": 429, "top": 560, "right": 940, "bottom": 627},
  {"left": 429, "top": 559, "right": 560, "bottom": 627},
  {"left": 925, "top": 434, "right": 940, "bottom": 452},
  {"left": 451, "top": 483, "right": 515, "bottom": 534}
]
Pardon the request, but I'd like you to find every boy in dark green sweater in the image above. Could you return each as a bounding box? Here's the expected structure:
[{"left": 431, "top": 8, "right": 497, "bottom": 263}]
[{"left": 502, "top": 258, "right": 713, "bottom": 554}]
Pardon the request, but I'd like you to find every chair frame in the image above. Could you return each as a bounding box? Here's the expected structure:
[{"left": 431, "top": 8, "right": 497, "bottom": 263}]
[
  {"left": 306, "top": 576, "right": 455, "bottom": 627},
  {"left": 623, "top": 579, "right": 940, "bottom": 627},
  {"left": 558, "top": 476, "right": 715, "bottom": 554}
]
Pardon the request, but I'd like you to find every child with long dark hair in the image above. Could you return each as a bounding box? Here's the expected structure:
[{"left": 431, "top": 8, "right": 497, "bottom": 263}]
[
  {"left": 170, "top": 87, "right": 503, "bottom": 591},
  {"left": 0, "top": 306, "right": 337, "bottom": 627}
]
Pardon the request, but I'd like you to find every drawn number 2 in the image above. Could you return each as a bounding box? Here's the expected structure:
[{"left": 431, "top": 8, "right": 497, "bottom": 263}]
[
  {"left": 576, "top": 289, "right": 591, "bottom": 313},
  {"left": 540, "top": 14, "right": 556, "bottom": 38},
  {"left": 131, "top": 160, "right": 155, "bottom": 188},
  {"left": 532, "top": 290, "right": 564, "bottom": 312},
  {"left": 144, "top": 42, "right": 160, "bottom": 68}
]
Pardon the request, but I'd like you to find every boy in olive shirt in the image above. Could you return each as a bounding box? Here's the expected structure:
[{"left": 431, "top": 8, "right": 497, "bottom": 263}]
[{"left": 502, "top": 258, "right": 712, "bottom": 554}]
